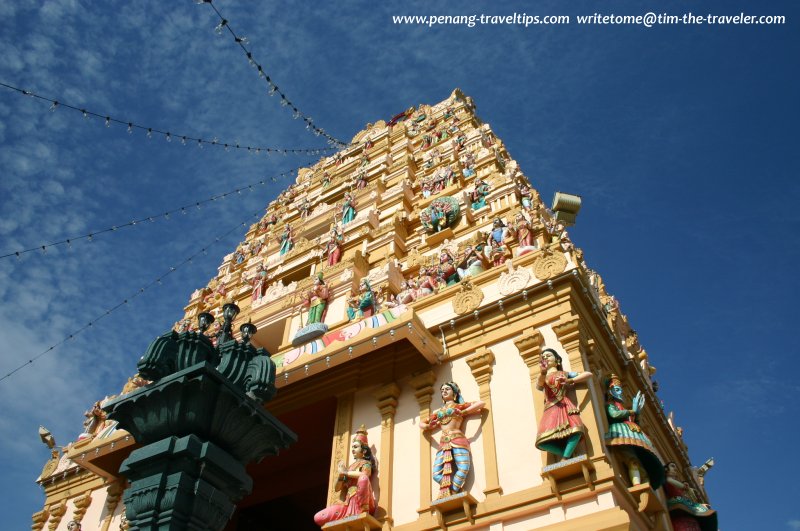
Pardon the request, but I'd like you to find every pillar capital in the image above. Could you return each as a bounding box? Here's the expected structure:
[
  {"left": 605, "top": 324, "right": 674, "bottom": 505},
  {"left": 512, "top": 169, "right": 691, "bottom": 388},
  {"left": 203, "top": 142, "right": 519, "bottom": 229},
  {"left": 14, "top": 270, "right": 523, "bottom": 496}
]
[
  {"left": 467, "top": 347, "right": 495, "bottom": 385},
  {"left": 514, "top": 328, "right": 545, "bottom": 370}
]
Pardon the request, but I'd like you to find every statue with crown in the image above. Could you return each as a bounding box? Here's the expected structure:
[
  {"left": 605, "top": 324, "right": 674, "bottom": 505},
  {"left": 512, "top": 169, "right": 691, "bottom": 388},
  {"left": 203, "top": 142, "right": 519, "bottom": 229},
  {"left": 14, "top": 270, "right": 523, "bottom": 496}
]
[
  {"left": 314, "top": 425, "right": 377, "bottom": 527},
  {"left": 604, "top": 373, "right": 665, "bottom": 489}
]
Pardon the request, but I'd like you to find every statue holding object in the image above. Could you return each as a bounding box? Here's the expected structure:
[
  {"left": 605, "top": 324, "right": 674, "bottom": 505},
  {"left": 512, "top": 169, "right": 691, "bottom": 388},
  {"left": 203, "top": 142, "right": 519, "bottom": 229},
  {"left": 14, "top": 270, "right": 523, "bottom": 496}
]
[
  {"left": 535, "top": 348, "right": 592, "bottom": 460},
  {"left": 419, "top": 382, "right": 485, "bottom": 499},
  {"left": 302, "top": 274, "right": 330, "bottom": 325},
  {"left": 314, "top": 425, "right": 376, "bottom": 527},
  {"left": 341, "top": 192, "right": 357, "bottom": 225},
  {"left": 325, "top": 226, "right": 344, "bottom": 266},
  {"left": 346, "top": 279, "right": 376, "bottom": 321},
  {"left": 278, "top": 224, "right": 294, "bottom": 256},
  {"left": 604, "top": 374, "right": 665, "bottom": 488},
  {"left": 664, "top": 461, "right": 717, "bottom": 531}
]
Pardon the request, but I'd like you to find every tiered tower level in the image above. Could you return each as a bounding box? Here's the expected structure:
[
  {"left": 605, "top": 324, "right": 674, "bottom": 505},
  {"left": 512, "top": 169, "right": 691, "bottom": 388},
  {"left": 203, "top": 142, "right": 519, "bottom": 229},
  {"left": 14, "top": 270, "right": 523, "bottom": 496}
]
[{"left": 33, "top": 90, "right": 714, "bottom": 531}]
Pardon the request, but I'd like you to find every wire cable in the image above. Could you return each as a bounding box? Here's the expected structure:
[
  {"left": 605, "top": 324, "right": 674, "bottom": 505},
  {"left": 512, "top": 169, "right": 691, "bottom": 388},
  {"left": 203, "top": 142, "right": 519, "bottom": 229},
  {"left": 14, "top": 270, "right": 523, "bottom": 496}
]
[
  {"left": 0, "top": 208, "right": 268, "bottom": 384},
  {"left": 0, "top": 81, "right": 335, "bottom": 155},
  {"left": 199, "top": 0, "right": 349, "bottom": 148},
  {"left": 0, "top": 164, "right": 307, "bottom": 260}
]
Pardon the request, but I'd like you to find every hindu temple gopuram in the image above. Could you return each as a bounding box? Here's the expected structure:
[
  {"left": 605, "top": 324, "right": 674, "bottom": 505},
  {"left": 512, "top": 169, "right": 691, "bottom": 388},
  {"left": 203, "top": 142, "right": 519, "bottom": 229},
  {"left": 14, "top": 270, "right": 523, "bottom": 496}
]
[{"left": 32, "top": 89, "right": 717, "bottom": 531}]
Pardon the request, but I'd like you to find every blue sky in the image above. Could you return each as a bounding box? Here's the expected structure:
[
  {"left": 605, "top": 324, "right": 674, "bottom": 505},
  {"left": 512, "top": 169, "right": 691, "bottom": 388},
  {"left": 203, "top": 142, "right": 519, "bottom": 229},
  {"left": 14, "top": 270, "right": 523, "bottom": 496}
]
[{"left": 0, "top": 1, "right": 797, "bottom": 529}]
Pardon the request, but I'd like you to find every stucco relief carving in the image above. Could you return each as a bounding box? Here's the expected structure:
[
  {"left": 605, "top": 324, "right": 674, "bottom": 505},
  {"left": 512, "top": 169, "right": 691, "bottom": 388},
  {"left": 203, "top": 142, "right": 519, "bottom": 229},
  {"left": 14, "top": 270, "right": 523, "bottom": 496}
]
[
  {"left": 498, "top": 261, "right": 533, "bottom": 295},
  {"left": 263, "top": 280, "right": 296, "bottom": 303},
  {"left": 452, "top": 279, "right": 485, "bottom": 315},
  {"left": 533, "top": 248, "right": 568, "bottom": 280},
  {"left": 339, "top": 268, "right": 354, "bottom": 283}
]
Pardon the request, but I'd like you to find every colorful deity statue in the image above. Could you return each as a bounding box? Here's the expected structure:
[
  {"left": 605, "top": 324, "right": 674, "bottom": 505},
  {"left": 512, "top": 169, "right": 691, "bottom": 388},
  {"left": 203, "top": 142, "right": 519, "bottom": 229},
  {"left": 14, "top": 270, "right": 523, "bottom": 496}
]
[
  {"left": 278, "top": 223, "right": 294, "bottom": 255},
  {"left": 341, "top": 192, "right": 357, "bottom": 225},
  {"left": 486, "top": 218, "right": 510, "bottom": 266},
  {"left": 325, "top": 226, "right": 344, "bottom": 266},
  {"left": 513, "top": 213, "right": 537, "bottom": 256},
  {"left": 456, "top": 245, "right": 487, "bottom": 280},
  {"left": 321, "top": 171, "right": 331, "bottom": 189},
  {"left": 347, "top": 279, "right": 376, "bottom": 320},
  {"left": 298, "top": 198, "right": 312, "bottom": 219},
  {"left": 664, "top": 462, "right": 717, "bottom": 531},
  {"left": 303, "top": 274, "right": 330, "bottom": 325},
  {"left": 421, "top": 179, "right": 433, "bottom": 199},
  {"left": 604, "top": 374, "right": 665, "bottom": 488},
  {"left": 314, "top": 425, "right": 377, "bottom": 527},
  {"left": 461, "top": 151, "right": 476, "bottom": 178},
  {"left": 470, "top": 177, "right": 490, "bottom": 210},
  {"left": 397, "top": 280, "right": 418, "bottom": 305},
  {"left": 354, "top": 168, "right": 368, "bottom": 189},
  {"left": 535, "top": 348, "right": 592, "bottom": 460},
  {"left": 250, "top": 264, "right": 268, "bottom": 302},
  {"left": 515, "top": 179, "right": 534, "bottom": 211},
  {"left": 437, "top": 249, "right": 460, "bottom": 286},
  {"left": 419, "top": 382, "right": 485, "bottom": 499},
  {"left": 420, "top": 196, "right": 460, "bottom": 234},
  {"left": 417, "top": 267, "right": 439, "bottom": 298}
]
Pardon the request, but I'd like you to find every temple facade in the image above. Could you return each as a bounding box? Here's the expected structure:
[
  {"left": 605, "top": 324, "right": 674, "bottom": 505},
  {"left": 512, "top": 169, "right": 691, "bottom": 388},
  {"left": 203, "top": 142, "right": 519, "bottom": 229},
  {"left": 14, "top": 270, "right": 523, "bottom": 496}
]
[{"left": 33, "top": 90, "right": 716, "bottom": 531}]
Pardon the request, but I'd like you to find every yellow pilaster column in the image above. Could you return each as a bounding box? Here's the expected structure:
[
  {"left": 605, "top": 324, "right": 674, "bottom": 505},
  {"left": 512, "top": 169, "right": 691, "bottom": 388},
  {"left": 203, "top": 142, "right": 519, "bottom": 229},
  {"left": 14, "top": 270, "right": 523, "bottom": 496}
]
[
  {"left": 514, "top": 328, "right": 549, "bottom": 467},
  {"left": 100, "top": 482, "right": 124, "bottom": 531},
  {"left": 374, "top": 383, "right": 401, "bottom": 530},
  {"left": 328, "top": 392, "right": 355, "bottom": 505},
  {"left": 409, "top": 370, "right": 437, "bottom": 507},
  {"left": 466, "top": 347, "right": 503, "bottom": 500}
]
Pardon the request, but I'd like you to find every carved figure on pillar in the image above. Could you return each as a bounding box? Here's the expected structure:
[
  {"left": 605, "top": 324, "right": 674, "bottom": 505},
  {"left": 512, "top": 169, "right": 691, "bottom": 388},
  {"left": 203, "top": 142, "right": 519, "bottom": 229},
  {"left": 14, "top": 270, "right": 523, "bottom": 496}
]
[
  {"left": 347, "top": 279, "right": 376, "bottom": 320},
  {"left": 469, "top": 177, "right": 490, "bottom": 210},
  {"left": 456, "top": 245, "right": 487, "bottom": 280},
  {"left": 513, "top": 213, "right": 538, "bottom": 256},
  {"left": 302, "top": 274, "right": 330, "bottom": 325},
  {"left": 417, "top": 267, "right": 439, "bottom": 298},
  {"left": 437, "top": 249, "right": 459, "bottom": 286},
  {"left": 250, "top": 264, "right": 268, "bottom": 302},
  {"left": 313, "top": 425, "right": 377, "bottom": 527},
  {"left": 461, "top": 151, "right": 475, "bottom": 178},
  {"left": 664, "top": 462, "right": 717, "bottom": 531},
  {"left": 486, "top": 218, "right": 510, "bottom": 266},
  {"left": 604, "top": 374, "right": 665, "bottom": 488},
  {"left": 67, "top": 521, "right": 82, "bottom": 531},
  {"left": 419, "top": 382, "right": 485, "bottom": 499},
  {"left": 515, "top": 179, "right": 535, "bottom": 211},
  {"left": 278, "top": 224, "right": 294, "bottom": 256},
  {"left": 79, "top": 400, "right": 107, "bottom": 440},
  {"left": 341, "top": 192, "right": 357, "bottom": 225},
  {"left": 325, "top": 226, "right": 344, "bottom": 266},
  {"left": 321, "top": 171, "right": 331, "bottom": 189},
  {"left": 534, "top": 348, "right": 592, "bottom": 460}
]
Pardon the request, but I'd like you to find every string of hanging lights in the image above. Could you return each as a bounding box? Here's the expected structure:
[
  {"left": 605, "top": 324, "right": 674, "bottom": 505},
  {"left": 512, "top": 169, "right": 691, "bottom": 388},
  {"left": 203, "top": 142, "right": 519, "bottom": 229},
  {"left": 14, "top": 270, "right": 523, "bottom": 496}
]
[
  {"left": 0, "top": 209, "right": 266, "bottom": 384},
  {"left": 197, "top": 0, "right": 349, "bottom": 148},
  {"left": 0, "top": 165, "right": 310, "bottom": 260},
  {"left": 0, "top": 81, "right": 336, "bottom": 156}
]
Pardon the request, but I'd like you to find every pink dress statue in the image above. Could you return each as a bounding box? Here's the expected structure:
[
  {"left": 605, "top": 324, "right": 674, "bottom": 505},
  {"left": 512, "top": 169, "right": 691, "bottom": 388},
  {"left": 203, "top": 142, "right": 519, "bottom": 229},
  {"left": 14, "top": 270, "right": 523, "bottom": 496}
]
[{"left": 314, "top": 425, "right": 376, "bottom": 527}]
